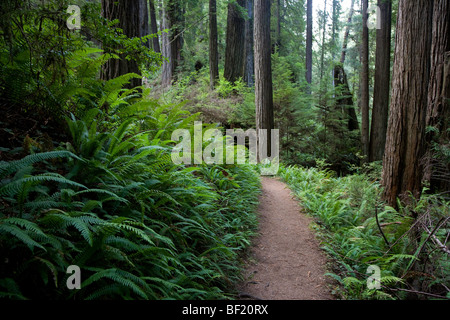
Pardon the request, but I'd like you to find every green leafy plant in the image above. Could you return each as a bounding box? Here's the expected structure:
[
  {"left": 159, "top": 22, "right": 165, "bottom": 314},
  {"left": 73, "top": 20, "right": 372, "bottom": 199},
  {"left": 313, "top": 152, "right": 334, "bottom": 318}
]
[
  {"left": 278, "top": 165, "right": 449, "bottom": 300},
  {"left": 0, "top": 90, "right": 261, "bottom": 300}
]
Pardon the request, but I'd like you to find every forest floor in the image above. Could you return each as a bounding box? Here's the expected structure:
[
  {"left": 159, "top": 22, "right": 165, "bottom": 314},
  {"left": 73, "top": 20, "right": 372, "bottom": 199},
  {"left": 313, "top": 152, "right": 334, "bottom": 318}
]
[{"left": 236, "top": 177, "right": 335, "bottom": 300}]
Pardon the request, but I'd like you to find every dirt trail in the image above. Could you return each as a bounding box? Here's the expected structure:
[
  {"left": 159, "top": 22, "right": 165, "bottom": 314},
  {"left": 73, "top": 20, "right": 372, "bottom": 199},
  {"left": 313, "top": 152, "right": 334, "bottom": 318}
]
[{"left": 237, "top": 177, "right": 334, "bottom": 300}]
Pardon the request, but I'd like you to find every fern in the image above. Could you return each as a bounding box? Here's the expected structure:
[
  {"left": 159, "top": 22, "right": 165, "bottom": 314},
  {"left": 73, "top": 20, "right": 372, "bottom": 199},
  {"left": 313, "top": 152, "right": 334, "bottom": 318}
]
[
  {"left": 101, "top": 220, "right": 154, "bottom": 246},
  {"left": 1, "top": 218, "right": 48, "bottom": 239},
  {"left": 40, "top": 211, "right": 96, "bottom": 246},
  {"left": 0, "top": 278, "right": 27, "bottom": 300},
  {"left": 74, "top": 188, "right": 129, "bottom": 204},
  {"left": 0, "top": 223, "right": 46, "bottom": 252},
  {"left": 0, "top": 78, "right": 262, "bottom": 300},
  {"left": 107, "top": 118, "right": 136, "bottom": 158},
  {"left": 81, "top": 268, "right": 149, "bottom": 299},
  {"left": 0, "top": 151, "right": 81, "bottom": 178},
  {"left": 0, "top": 174, "right": 87, "bottom": 198},
  {"left": 34, "top": 257, "right": 59, "bottom": 288},
  {"left": 98, "top": 73, "right": 142, "bottom": 109},
  {"left": 104, "top": 235, "right": 142, "bottom": 253}
]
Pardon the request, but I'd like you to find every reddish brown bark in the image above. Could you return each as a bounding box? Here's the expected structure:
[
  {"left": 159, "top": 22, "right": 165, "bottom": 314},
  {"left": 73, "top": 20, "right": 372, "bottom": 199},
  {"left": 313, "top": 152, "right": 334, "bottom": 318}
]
[
  {"left": 423, "top": 0, "right": 450, "bottom": 190},
  {"left": 369, "top": 0, "right": 392, "bottom": 162},
  {"left": 381, "top": 0, "right": 433, "bottom": 207},
  {"left": 224, "top": 0, "right": 246, "bottom": 84},
  {"left": 254, "top": 0, "right": 274, "bottom": 157},
  {"left": 360, "top": 0, "right": 369, "bottom": 161},
  {"left": 101, "top": 0, "right": 148, "bottom": 88}
]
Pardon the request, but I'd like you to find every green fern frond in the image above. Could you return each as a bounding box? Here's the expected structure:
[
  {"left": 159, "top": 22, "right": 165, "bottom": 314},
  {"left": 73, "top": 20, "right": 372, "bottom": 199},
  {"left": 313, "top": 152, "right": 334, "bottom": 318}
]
[
  {"left": 107, "top": 118, "right": 135, "bottom": 157},
  {"left": 384, "top": 254, "right": 417, "bottom": 264},
  {"left": 104, "top": 235, "right": 141, "bottom": 252},
  {"left": 84, "top": 283, "right": 142, "bottom": 300},
  {"left": 34, "top": 257, "right": 59, "bottom": 288},
  {"left": 98, "top": 73, "right": 142, "bottom": 108},
  {"left": 0, "top": 278, "right": 27, "bottom": 300},
  {"left": 81, "top": 268, "right": 149, "bottom": 299},
  {"left": 117, "top": 100, "right": 157, "bottom": 118},
  {"left": 0, "top": 223, "right": 46, "bottom": 252},
  {"left": 74, "top": 188, "right": 129, "bottom": 204},
  {"left": 23, "top": 199, "right": 71, "bottom": 212},
  {"left": 0, "top": 151, "right": 82, "bottom": 178},
  {"left": 0, "top": 174, "right": 87, "bottom": 198},
  {"left": 100, "top": 220, "right": 152, "bottom": 245},
  {"left": 40, "top": 211, "right": 95, "bottom": 246},
  {"left": 2, "top": 217, "right": 47, "bottom": 238},
  {"left": 373, "top": 290, "right": 396, "bottom": 300},
  {"left": 343, "top": 276, "right": 364, "bottom": 288},
  {"left": 142, "top": 276, "right": 184, "bottom": 297},
  {"left": 380, "top": 275, "right": 405, "bottom": 286},
  {"left": 138, "top": 189, "right": 179, "bottom": 206}
]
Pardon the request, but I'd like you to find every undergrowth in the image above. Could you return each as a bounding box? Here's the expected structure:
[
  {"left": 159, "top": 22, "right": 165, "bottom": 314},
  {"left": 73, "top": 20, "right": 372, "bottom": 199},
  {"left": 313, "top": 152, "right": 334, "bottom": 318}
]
[
  {"left": 279, "top": 164, "right": 449, "bottom": 300},
  {"left": 0, "top": 78, "right": 261, "bottom": 300}
]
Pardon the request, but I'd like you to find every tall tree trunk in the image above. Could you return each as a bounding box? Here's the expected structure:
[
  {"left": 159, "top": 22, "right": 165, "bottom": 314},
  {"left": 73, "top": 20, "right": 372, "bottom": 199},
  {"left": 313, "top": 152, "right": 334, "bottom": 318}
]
[
  {"left": 101, "top": 0, "right": 147, "bottom": 88},
  {"left": 275, "top": 0, "right": 281, "bottom": 50},
  {"left": 209, "top": 0, "right": 219, "bottom": 89},
  {"left": 141, "top": 0, "right": 150, "bottom": 49},
  {"left": 161, "top": 0, "right": 184, "bottom": 87},
  {"left": 369, "top": 0, "right": 392, "bottom": 162},
  {"left": 305, "top": 0, "right": 313, "bottom": 89},
  {"left": 224, "top": 0, "right": 246, "bottom": 84},
  {"left": 243, "top": 0, "right": 254, "bottom": 87},
  {"left": 161, "top": 3, "right": 172, "bottom": 87},
  {"left": 254, "top": 0, "right": 274, "bottom": 158},
  {"left": 319, "top": 0, "right": 327, "bottom": 82},
  {"left": 168, "top": 0, "right": 184, "bottom": 75},
  {"left": 382, "top": 0, "right": 433, "bottom": 207},
  {"left": 340, "top": 0, "right": 355, "bottom": 64},
  {"left": 334, "top": 65, "right": 359, "bottom": 132},
  {"left": 149, "top": 0, "right": 161, "bottom": 53},
  {"left": 423, "top": 0, "right": 450, "bottom": 191},
  {"left": 360, "top": 0, "right": 370, "bottom": 161},
  {"left": 331, "top": 0, "right": 339, "bottom": 59}
]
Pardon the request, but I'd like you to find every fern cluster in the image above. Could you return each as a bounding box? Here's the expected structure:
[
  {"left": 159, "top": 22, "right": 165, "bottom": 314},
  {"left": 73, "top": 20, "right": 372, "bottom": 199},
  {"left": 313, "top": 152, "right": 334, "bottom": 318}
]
[{"left": 0, "top": 96, "right": 260, "bottom": 299}]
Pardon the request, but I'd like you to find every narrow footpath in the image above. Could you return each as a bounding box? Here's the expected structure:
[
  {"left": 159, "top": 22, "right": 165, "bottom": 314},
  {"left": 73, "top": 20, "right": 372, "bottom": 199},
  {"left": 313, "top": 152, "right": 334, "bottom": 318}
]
[{"left": 237, "top": 177, "right": 334, "bottom": 300}]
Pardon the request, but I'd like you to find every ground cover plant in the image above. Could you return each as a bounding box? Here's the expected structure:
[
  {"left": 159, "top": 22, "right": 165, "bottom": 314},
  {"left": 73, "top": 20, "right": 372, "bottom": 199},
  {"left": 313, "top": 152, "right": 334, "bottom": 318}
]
[{"left": 279, "top": 164, "right": 449, "bottom": 299}]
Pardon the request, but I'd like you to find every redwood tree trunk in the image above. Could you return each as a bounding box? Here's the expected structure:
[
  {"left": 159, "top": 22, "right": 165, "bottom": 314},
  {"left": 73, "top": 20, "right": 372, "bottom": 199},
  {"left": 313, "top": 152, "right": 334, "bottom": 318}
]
[
  {"left": 319, "top": 0, "right": 327, "bottom": 82},
  {"left": 209, "top": 0, "right": 219, "bottom": 89},
  {"left": 305, "top": 0, "right": 312, "bottom": 88},
  {"left": 101, "top": 0, "right": 147, "bottom": 88},
  {"left": 149, "top": 0, "right": 161, "bottom": 53},
  {"left": 254, "top": 0, "right": 274, "bottom": 157},
  {"left": 360, "top": 0, "right": 370, "bottom": 161},
  {"left": 382, "top": 0, "right": 433, "bottom": 207},
  {"left": 243, "top": 0, "right": 254, "bottom": 87},
  {"left": 340, "top": 0, "right": 355, "bottom": 64},
  {"left": 424, "top": 0, "right": 450, "bottom": 190},
  {"left": 275, "top": 0, "right": 281, "bottom": 50},
  {"left": 369, "top": 0, "right": 392, "bottom": 162},
  {"left": 161, "top": 4, "right": 172, "bottom": 87},
  {"left": 161, "top": 0, "right": 184, "bottom": 87},
  {"left": 140, "top": 0, "right": 150, "bottom": 49},
  {"left": 224, "top": 0, "right": 246, "bottom": 84},
  {"left": 334, "top": 65, "right": 359, "bottom": 132}
]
